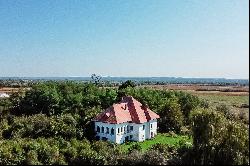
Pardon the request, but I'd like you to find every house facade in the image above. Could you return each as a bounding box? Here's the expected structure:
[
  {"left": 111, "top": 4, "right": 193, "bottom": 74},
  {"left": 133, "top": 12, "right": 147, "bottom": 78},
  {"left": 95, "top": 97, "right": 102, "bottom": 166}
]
[
  {"left": 0, "top": 92, "right": 10, "bottom": 98},
  {"left": 93, "top": 96, "right": 160, "bottom": 144}
]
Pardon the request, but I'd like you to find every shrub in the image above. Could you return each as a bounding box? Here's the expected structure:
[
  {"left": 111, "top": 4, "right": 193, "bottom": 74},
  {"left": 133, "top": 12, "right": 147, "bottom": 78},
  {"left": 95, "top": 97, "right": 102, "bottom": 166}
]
[
  {"left": 25, "top": 150, "right": 41, "bottom": 165},
  {"left": 142, "top": 149, "right": 167, "bottom": 165},
  {"left": 117, "top": 150, "right": 143, "bottom": 165},
  {"left": 190, "top": 108, "right": 249, "bottom": 165},
  {"left": 128, "top": 143, "right": 142, "bottom": 153},
  {"left": 158, "top": 97, "right": 184, "bottom": 133}
]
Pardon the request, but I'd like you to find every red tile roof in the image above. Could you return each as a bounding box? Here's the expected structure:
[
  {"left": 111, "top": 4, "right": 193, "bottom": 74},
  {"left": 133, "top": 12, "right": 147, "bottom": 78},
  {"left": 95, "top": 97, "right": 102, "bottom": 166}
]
[{"left": 93, "top": 96, "right": 160, "bottom": 124}]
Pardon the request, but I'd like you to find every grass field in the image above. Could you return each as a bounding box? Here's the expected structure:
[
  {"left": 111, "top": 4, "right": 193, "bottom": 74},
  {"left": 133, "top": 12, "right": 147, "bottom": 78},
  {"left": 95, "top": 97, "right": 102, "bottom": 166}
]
[
  {"left": 197, "top": 94, "right": 249, "bottom": 108},
  {"left": 194, "top": 94, "right": 249, "bottom": 123},
  {"left": 119, "top": 133, "right": 192, "bottom": 152},
  {"left": 140, "top": 84, "right": 249, "bottom": 94}
]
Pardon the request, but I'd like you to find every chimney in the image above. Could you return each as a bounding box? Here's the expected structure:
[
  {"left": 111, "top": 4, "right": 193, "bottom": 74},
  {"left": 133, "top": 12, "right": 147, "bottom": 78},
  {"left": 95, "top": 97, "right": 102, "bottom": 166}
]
[{"left": 121, "top": 104, "right": 127, "bottom": 110}]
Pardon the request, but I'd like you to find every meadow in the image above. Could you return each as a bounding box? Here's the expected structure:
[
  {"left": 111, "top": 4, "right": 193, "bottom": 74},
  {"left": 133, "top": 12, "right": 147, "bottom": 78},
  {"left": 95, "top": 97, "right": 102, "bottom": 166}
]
[{"left": 120, "top": 133, "right": 192, "bottom": 153}]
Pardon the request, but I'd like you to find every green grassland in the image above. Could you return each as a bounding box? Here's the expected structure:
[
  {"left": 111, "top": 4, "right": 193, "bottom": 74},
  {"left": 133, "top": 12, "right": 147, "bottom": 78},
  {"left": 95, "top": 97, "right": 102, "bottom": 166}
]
[
  {"left": 195, "top": 94, "right": 249, "bottom": 123},
  {"left": 197, "top": 94, "right": 249, "bottom": 114},
  {"left": 197, "top": 95, "right": 249, "bottom": 108},
  {"left": 119, "top": 133, "right": 192, "bottom": 152}
]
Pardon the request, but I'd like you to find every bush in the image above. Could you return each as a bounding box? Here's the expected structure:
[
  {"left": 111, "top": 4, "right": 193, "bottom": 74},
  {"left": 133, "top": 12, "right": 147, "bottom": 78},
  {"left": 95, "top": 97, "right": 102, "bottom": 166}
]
[
  {"left": 158, "top": 97, "right": 184, "bottom": 133},
  {"left": 176, "top": 92, "right": 200, "bottom": 123},
  {"left": 143, "top": 149, "right": 167, "bottom": 165},
  {"left": 3, "top": 114, "right": 83, "bottom": 139},
  {"left": 117, "top": 150, "right": 143, "bottom": 165},
  {"left": 25, "top": 150, "right": 42, "bottom": 165},
  {"left": 128, "top": 143, "right": 142, "bottom": 153},
  {"left": 0, "top": 140, "right": 25, "bottom": 165},
  {"left": 190, "top": 108, "right": 249, "bottom": 165}
]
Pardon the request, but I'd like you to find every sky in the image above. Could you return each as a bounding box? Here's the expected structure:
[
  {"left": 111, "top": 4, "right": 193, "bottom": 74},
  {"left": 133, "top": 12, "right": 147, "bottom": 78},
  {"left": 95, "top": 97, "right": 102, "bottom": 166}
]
[{"left": 0, "top": 0, "right": 249, "bottom": 79}]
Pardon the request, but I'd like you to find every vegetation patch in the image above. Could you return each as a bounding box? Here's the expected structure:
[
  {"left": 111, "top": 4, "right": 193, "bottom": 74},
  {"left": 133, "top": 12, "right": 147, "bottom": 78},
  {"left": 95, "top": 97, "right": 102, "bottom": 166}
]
[
  {"left": 0, "top": 81, "right": 248, "bottom": 165},
  {"left": 119, "top": 133, "right": 192, "bottom": 152}
]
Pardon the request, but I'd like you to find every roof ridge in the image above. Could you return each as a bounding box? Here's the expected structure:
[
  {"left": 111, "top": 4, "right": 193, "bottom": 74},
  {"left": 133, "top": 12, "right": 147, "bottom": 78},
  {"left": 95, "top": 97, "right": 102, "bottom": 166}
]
[
  {"left": 129, "top": 97, "right": 141, "bottom": 123},
  {"left": 143, "top": 107, "right": 151, "bottom": 121},
  {"left": 108, "top": 105, "right": 116, "bottom": 124},
  {"left": 94, "top": 96, "right": 159, "bottom": 124}
]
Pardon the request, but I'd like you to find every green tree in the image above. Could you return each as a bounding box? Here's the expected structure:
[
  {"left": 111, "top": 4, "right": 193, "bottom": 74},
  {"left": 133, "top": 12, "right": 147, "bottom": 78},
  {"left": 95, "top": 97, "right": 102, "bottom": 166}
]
[
  {"left": 91, "top": 74, "right": 102, "bottom": 86},
  {"left": 190, "top": 108, "right": 249, "bottom": 165},
  {"left": 158, "top": 97, "right": 184, "bottom": 133},
  {"left": 118, "top": 80, "right": 136, "bottom": 90}
]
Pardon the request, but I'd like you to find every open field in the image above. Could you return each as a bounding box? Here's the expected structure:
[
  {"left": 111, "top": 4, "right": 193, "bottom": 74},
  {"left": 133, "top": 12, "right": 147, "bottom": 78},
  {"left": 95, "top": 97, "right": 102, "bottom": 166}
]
[
  {"left": 196, "top": 94, "right": 249, "bottom": 121},
  {"left": 1, "top": 84, "right": 249, "bottom": 94},
  {"left": 139, "top": 84, "right": 249, "bottom": 123},
  {"left": 0, "top": 87, "right": 20, "bottom": 94},
  {"left": 196, "top": 94, "right": 249, "bottom": 108},
  {"left": 136, "top": 84, "right": 249, "bottom": 109},
  {"left": 140, "top": 84, "right": 249, "bottom": 96},
  {"left": 119, "top": 133, "right": 192, "bottom": 153}
]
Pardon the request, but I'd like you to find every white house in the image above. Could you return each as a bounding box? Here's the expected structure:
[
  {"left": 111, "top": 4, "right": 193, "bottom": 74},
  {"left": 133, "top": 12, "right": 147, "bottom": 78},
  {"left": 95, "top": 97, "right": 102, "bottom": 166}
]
[
  {"left": 0, "top": 92, "right": 10, "bottom": 98},
  {"left": 93, "top": 96, "right": 160, "bottom": 144}
]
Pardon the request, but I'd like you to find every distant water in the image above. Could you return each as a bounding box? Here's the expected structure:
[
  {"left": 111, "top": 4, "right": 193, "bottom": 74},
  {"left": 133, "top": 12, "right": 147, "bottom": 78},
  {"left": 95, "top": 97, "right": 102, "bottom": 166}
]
[{"left": 0, "top": 77, "right": 248, "bottom": 85}]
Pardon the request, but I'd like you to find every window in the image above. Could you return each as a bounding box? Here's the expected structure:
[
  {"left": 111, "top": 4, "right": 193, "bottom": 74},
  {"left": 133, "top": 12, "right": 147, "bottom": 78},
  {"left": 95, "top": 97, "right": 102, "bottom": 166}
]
[
  {"left": 127, "top": 126, "right": 129, "bottom": 133},
  {"left": 121, "top": 127, "right": 123, "bottom": 132},
  {"left": 124, "top": 127, "right": 126, "bottom": 133},
  {"left": 118, "top": 128, "right": 120, "bottom": 133},
  {"left": 106, "top": 127, "right": 109, "bottom": 134},
  {"left": 97, "top": 126, "right": 100, "bottom": 132},
  {"left": 111, "top": 128, "right": 114, "bottom": 135},
  {"left": 101, "top": 127, "right": 104, "bottom": 133},
  {"left": 143, "top": 125, "right": 145, "bottom": 130},
  {"left": 130, "top": 135, "right": 133, "bottom": 139},
  {"left": 130, "top": 126, "right": 133, "bottom": 131},
  {"left": 150, "top": 124, "right": 153, "bottom": 129}
]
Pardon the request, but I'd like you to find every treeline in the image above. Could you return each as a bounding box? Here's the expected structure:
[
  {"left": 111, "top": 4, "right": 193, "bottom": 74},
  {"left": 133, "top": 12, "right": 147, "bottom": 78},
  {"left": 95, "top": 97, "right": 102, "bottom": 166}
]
[
  {"left": 1, "top": 76, "right": 249, "bottom": 88},
  {"left": 5, "top": 81, "right": 204, "bottom": 134},
  {"left": 0, "top": 81, "right": 249, "bottom": 165}
]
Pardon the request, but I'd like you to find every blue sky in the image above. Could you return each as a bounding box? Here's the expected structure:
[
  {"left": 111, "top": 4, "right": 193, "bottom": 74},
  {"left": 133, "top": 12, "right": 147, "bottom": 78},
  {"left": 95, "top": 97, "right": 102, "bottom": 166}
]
[{"left": 0, "top": 0, "right": 249, "bottom": 78}]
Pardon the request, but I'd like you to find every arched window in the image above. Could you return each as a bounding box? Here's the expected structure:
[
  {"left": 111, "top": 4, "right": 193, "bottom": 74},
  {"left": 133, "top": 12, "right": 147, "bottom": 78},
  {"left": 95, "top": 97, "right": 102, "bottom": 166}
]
[
  {"left": 101, "top": 127, "right": 104, "bottom": 133},
  {"left": 106, "top": 127, "right": 109, "bottom": 134},
  {"left": 111, "top": 128, "right": 114, "bottom": 135},
  {"left": 118, "top": 128, "right": 120, "bottom": 133},
  {"left": 97, "top": 126, "right": 100, "bottom": 132}
]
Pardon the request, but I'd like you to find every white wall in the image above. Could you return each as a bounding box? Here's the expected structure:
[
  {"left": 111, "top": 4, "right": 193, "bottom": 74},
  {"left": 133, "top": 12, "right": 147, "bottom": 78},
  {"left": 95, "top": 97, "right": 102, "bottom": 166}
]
[
  {"left": 0, "top": 93, "right": 10, "bottom": 98},
  {"left": 94, "top": 119, "right": 158, "bottom": 144},
  {"left": 95, "top": 121, "right": 116, "bottom": 143},
  {"left": 134, "top": 119, "right": 158, "bottom": 142},
  {"left": 148, "top": 119, "right": 158, "bottom": 139},
  {"left": 115, "top": 122, "right": 132, "bottom": 144}
]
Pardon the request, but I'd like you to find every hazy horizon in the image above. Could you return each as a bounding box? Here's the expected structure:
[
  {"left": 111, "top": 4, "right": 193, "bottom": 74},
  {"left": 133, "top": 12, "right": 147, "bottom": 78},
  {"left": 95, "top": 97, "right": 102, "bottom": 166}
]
[
  {"left": 0, "top": 76, "right": 248, "bottom": 80},
  {"left": 0, "top": 0, "right": 249, "bottom": 79}
]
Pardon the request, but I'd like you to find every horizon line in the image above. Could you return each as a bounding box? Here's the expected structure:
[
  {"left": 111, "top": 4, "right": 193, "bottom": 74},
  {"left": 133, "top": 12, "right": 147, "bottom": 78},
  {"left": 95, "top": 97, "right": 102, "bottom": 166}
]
[{"left": 0, "top": 76, "right": 249, "bottom": 80}]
